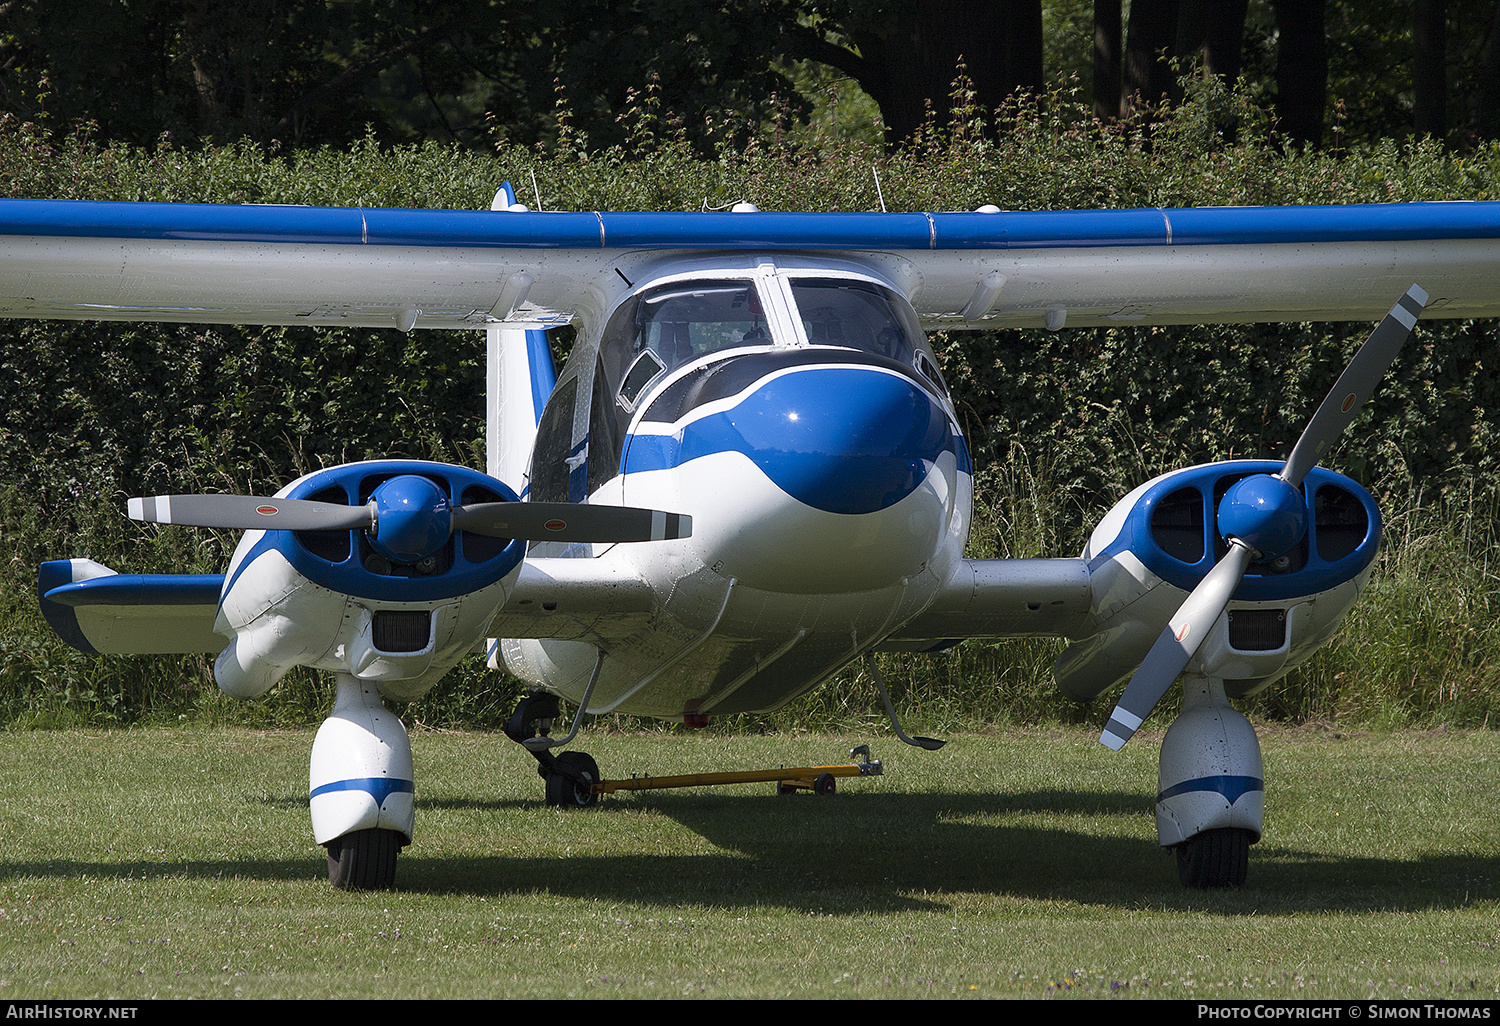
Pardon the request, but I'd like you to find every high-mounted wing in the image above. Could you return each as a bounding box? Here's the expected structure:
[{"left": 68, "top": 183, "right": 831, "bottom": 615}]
[{"left": 3, "top": 199, "right": 1500, "bottom": 331}]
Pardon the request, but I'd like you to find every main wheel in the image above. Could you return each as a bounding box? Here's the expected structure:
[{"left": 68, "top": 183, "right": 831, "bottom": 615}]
[
  {"left": 1176, "top": 827, "right": 1251, "bottom": 889},
  {"left": 326, "top": 827, "right": 403, "bottom": 890},
  {"left": 544, "top": 751, "right": 600, "bottom": 809}
]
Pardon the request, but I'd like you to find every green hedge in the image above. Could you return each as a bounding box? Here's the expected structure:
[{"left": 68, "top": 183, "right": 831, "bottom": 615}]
[{"left": 3, "top": 85, "right": 1499, "bottom": 730}]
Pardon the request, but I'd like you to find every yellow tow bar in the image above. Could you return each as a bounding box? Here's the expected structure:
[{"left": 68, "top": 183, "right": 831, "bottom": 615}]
[{"left": 593, "top": 744, "right": 883, "bottom": 797}]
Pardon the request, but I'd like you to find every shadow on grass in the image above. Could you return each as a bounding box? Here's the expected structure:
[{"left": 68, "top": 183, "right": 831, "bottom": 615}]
[{"left": 3, "top": 788, "right": 1496, "bottom": 915}]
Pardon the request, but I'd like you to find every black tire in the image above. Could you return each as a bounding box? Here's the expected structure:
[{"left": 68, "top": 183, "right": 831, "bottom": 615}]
[
  {"left": 1176, "top": 827, "right": 1251, "bottom": 889},
  {"left": 545, "top": 751, "right": 600, "bottom": 808},
  {"left": 327, "top": 828, "right": 403, "bottom": 890},
  {"left": 813, "top": 772, "right": 837, "bottom": 796}
]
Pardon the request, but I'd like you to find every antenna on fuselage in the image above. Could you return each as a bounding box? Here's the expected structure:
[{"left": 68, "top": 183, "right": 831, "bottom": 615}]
[{"left": 872, "top": 168, "right": 887, "bottom": 212}]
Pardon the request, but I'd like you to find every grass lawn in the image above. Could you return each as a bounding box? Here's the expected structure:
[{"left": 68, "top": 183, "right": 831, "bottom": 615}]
[{"left": 0, "top": 725, "right": 1495, "bottom": 999}]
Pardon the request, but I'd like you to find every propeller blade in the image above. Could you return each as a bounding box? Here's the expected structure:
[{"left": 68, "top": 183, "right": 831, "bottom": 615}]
[
  {"left": 1099, "top": 540, "right": 1255, "bottom": 750},
  {"left": 452, "top": 502, "right": 692, "bottom": 543},
  {"left": 128, "top": 494, "right": 375, "bottom": 532},
  {"left": 1280, "top": 283, "right": 1427, "bottom": 488}
]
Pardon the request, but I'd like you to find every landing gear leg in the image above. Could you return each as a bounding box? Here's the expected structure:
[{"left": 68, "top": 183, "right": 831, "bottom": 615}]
[
  {"left": 1156, "top": 674, "right": 1262, "bottom": 889},
  {"left": 310, "top": 673, "right": 413, "bottom": 890},
  {"left": 505, "top": 690, "right": 600, "bottom": 809},
  {"left": 864, "top": 654, "right": 945, "bottom": 751}
]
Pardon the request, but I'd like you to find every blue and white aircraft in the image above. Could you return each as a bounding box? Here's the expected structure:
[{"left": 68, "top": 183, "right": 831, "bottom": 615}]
[{"left": 13, "top": 186, "right": 1500, "bottom": 890}]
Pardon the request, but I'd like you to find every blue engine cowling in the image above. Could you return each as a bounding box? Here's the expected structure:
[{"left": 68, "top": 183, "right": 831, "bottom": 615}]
[
  {"left": 1055, "top": 460, "right": 1381, "bottom": 701},
  {"left": 213, "top": 460, "right": 529, "bottom": 701}
]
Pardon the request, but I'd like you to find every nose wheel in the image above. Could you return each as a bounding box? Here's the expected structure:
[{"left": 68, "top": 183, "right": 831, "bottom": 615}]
[
  {"left": 506, "top": 692, "right": 602, "bottom": 808},
  {"left": 1176, "top": 827, "right": 1251, "bottom": 888},
  {"left": 326, "top": 827, "right": 404, "bottom": 890},
  {"left": 544, "top": 750, "right": 600, "bottom": 808}
]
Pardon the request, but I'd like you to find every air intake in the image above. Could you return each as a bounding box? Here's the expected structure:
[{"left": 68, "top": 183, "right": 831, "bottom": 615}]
[
  {"left": 1227, "top": 609, "right": 1286, "bottom": 651},
  {"left": 372, "top": 611, "right": 431, "bottom": 652}
]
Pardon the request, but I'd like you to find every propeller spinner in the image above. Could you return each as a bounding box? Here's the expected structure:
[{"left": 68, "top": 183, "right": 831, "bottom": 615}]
[
  {"left": 1099, "top": 284, "right": 1428, "bottom": 750},
  {"left": 128, "top": 473, "right": 692, "bottom": 561}
]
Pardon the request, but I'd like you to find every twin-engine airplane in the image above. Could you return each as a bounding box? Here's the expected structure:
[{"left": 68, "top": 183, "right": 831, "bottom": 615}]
[{"left": 13, "top": 186, "right": 1500, "bottom": 891}]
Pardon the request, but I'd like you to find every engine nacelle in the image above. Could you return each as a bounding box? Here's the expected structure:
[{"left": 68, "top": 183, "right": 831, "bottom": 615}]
[
  {"left": 214, "top": 460, "right": 528, "bottom": 702},
  {"left": 1056, "top": 460, "right": 1380, "bottom": 702}
]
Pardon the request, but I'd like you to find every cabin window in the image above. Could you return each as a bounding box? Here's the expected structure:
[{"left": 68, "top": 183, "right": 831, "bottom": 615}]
[
  {"left": 587, "top": 354, "right": 620, "bottom": 494},
  {"left": 599, "top": 280, "right": 770, "bottom": 396},
  {"left": 594, "top": 278, "right": 773, "bottom": 471},
  {"left": 914, "top": 350, "right": 950, "bottom": 396},
  {"left": 529, "top": 376, "right": 578, "bottom": 503},
  {"left": 790, "top": 278, "right": 925, "bottom": 367}
]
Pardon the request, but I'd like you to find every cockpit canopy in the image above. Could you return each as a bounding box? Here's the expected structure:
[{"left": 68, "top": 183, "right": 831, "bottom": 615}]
[
  {"left": 531, "top": 271, "right": 948, "bottom": 505},
  {"left": 790, "top": 278, "right": 925, "bottom": 366},
  {"left": 599, "top": 275, "right": 939, "bottom": 409},
  {"left": 605, "top": 280, "right": 771, "bottom": 410}
]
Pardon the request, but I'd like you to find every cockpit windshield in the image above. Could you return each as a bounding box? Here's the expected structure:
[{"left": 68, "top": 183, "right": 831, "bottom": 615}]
[
  {"left": 790, "top": 278, "right": 924, "bottom": 366},
  {"left": 601, "top": 279, "right": 772, "bottom": 409}
]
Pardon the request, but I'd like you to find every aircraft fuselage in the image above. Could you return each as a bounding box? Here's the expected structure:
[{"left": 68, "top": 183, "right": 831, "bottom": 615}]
[{"left": 497, "top": 259, "right": 972, "bottom": 718}]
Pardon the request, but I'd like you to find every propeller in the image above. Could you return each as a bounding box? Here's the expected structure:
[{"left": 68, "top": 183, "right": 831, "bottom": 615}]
[
  {"left": 128, "top": 474, "right": 691, "bottom": 564},
  {"left": 1098, "top": 283, "right": 1428, "bottom": 751}
]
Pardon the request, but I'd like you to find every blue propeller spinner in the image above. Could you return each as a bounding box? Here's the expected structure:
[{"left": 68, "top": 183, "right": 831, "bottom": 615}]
[
  {"left": 367, "top": 475, "right": 452, "bottom": 564},
  {"left": 1099, "top": 284, "right": 1429, "bottom": 750}
]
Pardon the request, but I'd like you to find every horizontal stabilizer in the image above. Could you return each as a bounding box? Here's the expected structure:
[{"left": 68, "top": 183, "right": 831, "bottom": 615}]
[{"left": 38, "top": 559, "right": 227, "bottom": 655}]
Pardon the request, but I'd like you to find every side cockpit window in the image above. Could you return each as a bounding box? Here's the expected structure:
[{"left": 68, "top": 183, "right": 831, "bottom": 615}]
[
  {"left": 529, "top": 377, "right": 578, "bottom": 503},
  {"left": 618, "top": 349, "right": 666, "bottom": 409}
]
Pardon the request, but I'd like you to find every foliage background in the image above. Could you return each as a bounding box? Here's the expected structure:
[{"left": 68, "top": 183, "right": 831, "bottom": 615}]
[{"left": 2, "top": 81, "right": 1499, "bottom": 732}]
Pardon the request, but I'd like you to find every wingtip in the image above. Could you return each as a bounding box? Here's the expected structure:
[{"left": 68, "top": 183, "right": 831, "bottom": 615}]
[{"left": 126, "top": 496, "right": 149, "bottom": 522}]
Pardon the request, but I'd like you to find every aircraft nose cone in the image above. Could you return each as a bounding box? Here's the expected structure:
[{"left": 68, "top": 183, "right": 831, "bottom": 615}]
[
  {"left": 623, "top": 362, "right": 959, "bottom": 594},
  {"left": 723, "top": 366, "right": 953, "bottom": 513},
  {"left": 370, "top": 474, "right": 452, "bottom": 563}
]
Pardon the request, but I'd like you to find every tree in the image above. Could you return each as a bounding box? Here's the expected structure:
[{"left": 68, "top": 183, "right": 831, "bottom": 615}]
[
  {"left": 782, "top": 1, "right": 1044, "bottom": 144},
  {"left": 1121, "top": 0, "right": 1251, "bottom": 111},
  {"left": 1272, "top": 0, "right": 1327, "bottom": 147},
  {"left": 1093, "top": 1, "right": 1123, "bottom": 120},
  {"left": 1414, "top": 0, "right": 1448, "bottom": 137},
  {"left": 9, "top": 0, "right": 1500, "bottom": 158},
  {"left": 0, "top": 0, "right": 807, "bottom": 152}
]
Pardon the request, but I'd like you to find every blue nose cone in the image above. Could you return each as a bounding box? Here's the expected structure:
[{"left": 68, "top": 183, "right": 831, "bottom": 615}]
[
  {"left": 772, "top": 371, "right": 948, "bottom": 513},
  {"left": 370, "top": 474, "right": 452, "bottom": 563},
  {"left": 719, "top": 367, "right": 952, "bottom": 514},
  {"left": 1217, "top": 474, "right": 1307, "bottom": 559},
  {"left": 622, "top": 364, "right": 955, "bottom": 515}
]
